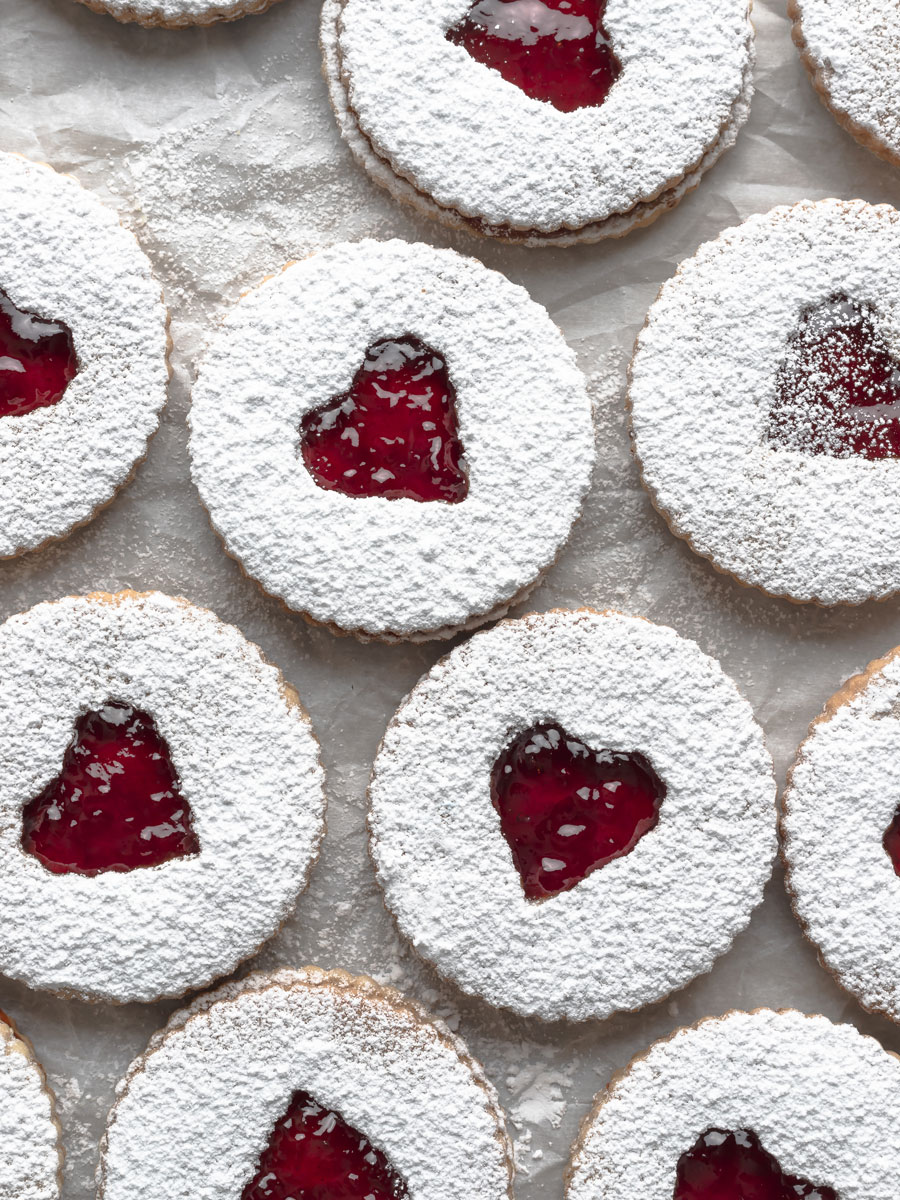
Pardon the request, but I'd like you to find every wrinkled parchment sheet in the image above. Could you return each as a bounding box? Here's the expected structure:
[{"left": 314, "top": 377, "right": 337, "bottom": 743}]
[{"left": 4, "top": 1, "right": 900, "bottom": 1195}]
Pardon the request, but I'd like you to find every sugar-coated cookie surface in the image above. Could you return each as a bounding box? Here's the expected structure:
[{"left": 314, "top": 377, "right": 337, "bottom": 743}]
[
  {"left": 783, "top": 646, "right": 900, "bottom": 1022},
  {"left": 72, "top": 0, "right": 279, "bottom": 28},
  {"left": 0, "top": 592, "right": 325, "bottom": 1003},
  {"left": 0, "top": 1016, "right": 61, "bottom": 1200},
  {"left": 567, "top": 1010, "right": 900, "bottom": 1200},
  {"left": 99, "top": 968, "right": 514, "bottom": 1200},
  {"left": 629, "top": 198, "right": 900, "bottom": 604},
  {"left": 190, "top": 240, "right": 593, "bottom": 641},
  {"left": 0, "top": 154, "right": 168, "bottom": 557},
  {"left": 368, "top": 610, "right": 776, "bottom": 1021}
]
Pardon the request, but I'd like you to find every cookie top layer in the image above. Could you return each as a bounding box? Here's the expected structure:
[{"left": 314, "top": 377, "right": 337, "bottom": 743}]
[
  {"left": 368, "top": 609, "right": 776, "bottom": 1021},
  {"left": 629, "top": 198, "right": 900, "bottom": 604},
  {"left": 0, "top": 591, "right": 326, "bottom": 1003},
  {"left": 0, "top": 153, "right": 168, "bottom": 557},
  {"left": 189, "top": 240, "right": 593, "bottom": 641},
  {"left": 333, "top": 0, "right": 753, "bottom": 235},
  {"left": 99, "top": 967, "right": 514, "bottom": 1200},
  {"left": 0, "top": 1016, "right": 61, "bottom": 1200},
  {"left": 567, "top": 1010, "right": 900, "bottom": 1200},
  {"left": 73, "top": 0, "right": 274, "bottom": 27},
  {"left": 783, "top": 647, "right": 900, "bottom": 1021}
]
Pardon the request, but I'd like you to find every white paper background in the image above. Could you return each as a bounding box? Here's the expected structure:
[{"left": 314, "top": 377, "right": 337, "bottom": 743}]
[{"left": 4, "top": 1, "right": 900, "bottom": 1195}]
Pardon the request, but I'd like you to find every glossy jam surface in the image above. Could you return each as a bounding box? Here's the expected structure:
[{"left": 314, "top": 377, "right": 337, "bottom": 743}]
[
  {"left": 884, "top": 809, "right": 900, "bottom": 875},
  {"left": 447, "top": 0, "right": 621, "bottom": 113},
  {"left": 21, "top": 701, "right": 199, "bottom": 876},
  {"left": 674, "top": 1129, "right": 837, "bottom": 1200},
  {"left": 769, "top": 294, "right": 900, "bottom": 459},
  {"left": 242, "top": 1090, "right": 408, "bottom": 1200},
  {"left": 490, "top": 723, "right": 665, "bottom": 900},
  {"left": 0, "top": 287, "right": 77, "bottom": 418},
  {"left": 301, "top": 335, "right": 468, "bottom": 504}
]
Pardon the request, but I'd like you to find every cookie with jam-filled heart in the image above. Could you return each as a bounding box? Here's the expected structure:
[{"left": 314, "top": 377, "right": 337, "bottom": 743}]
[
  {"left": 0, "top": 152, "right": 168, "bottom": 558},
  {"left": 629, "top": 198, "right": 900, "bottom": 605},
  {"left": 0, "top": 591, "right": 325, "bottom": 1004},
  {"left": 321, "top": 0, "right": 754, "bottom": 245},
  {"left": 782, "top": 644, "right": 900, "bottom": 1024},
  {"left": 71, "top": 0, "right": 278, "bottom": 27},
  {"left": 566, "top": 1009, "right": 900, "bottom": 1200},
  {"left": 0, "top": 1011, "right": 62, "bottom": 1200},
  {"left": 368, "top": 608, "right": 776, "bottom": 1021},
  {"left": 99, "top": 967, "right": 514, "bottom": 1200},
  {"left": 189, "top": 240, "right": 593, "bottom": 642}
]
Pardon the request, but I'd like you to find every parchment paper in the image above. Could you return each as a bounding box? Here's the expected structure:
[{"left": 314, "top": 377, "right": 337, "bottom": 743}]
[{"left": 4, "top": 1, "right": 900, "bottom": 1195}]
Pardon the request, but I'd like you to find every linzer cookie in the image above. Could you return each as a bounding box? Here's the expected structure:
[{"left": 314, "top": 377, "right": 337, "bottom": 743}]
[
  {"left": 99, "top": 968, "right": 514, "bottom": 1200},
  {"left": 72, "top": 0, "right": 279, "bottom": 27},
  {"left": 0, "top": 153, "right": 168, "bottom": 558},
  {"left": 0, "top": 1013, "right": 62, "bottom": 1200},
  {"left": 189, "top": 240, "right": 593, "bottom": 642},
  {"left": 783, "top": 645, "right": 900, "bottom": 1023},
  {"left": 791, "top": 0, "right": 900, "bottom": 167},
  {"left": 321, "top": 0, "right": 754, "bottom": 245},
  {"left": 368, "top": 609, "right": 776, "bottom": 1021},
  {"left": 566, "top": 1010, "right": 900, "bottom": 1200},
  {"left": 629, "top": 198, "right": 900, "bottom": 605},
  {"left": 0, "top": 591, "right": 325, "bottom": 1004}
]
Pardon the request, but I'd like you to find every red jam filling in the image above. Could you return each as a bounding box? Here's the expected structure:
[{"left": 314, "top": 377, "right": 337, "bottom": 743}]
[
  {"left": 301, "top": 335, "right": 468, "bottom": 504},
  {"left": 884, "top": 809, "right": 900, "bottom": 875},
  {"left": 769, "top": 294, "right": 900, "bottom": 460},
  {"left": 242, "top": 1090, "right": 408, "bottom": 1200},
  {"left": 490, "top": 723, "right": 664, "bottom": 900},
  {"left": 0, "top": 287, "right": 77, "bottom": 418},
  {"left": 447, "top": 0, "right": 621, "bottom": 113},
  {"left": 21, "top": 701, "right": 199, "bottom": 876},
  {"left": 674, "top": 1129, "right": 836, "bottom": 1200}
]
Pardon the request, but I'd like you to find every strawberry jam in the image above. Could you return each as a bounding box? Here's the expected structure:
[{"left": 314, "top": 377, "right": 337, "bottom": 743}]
[
  {"left": 490, "top": 723, "right": 664, "bottom": 900},
  {"left": 301, "top": 335, "right": 468, "bottom": 504},
  {"left": 447, "top": 0, "right": 621, "bottom": 113},
  {"left": 769, "top": 294, "right": 900, "bottom": 459},
  {"left": 242, "top": 1090, "right": 408, "bottom": 1200},
  {"left": 674, "top": 1129, "right": 836, "bottom": 1200},
  {"left": 21, "top": 701, "right": 199, "bottom": 876},
  {"left": 0, "top": 287, "right": 77, "bottom": 418}
]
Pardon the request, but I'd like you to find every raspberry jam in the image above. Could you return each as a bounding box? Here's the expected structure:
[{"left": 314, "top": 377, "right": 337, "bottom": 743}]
[
  {"left": 674, "top": 1129, "right": 836, "bottom": 1200},
  {"left": 490, "top": 723, "right": 665, "bottom": 900},
  {"left": 301, "top": 335, "right": 468, "bottom": 504},
  {"left": 0, "top": 287, "right": 77, "bottom": 418},
  {"left": 769, "top": 294, "right": 900, "bottom": 459},
  {"left": 447, "top": 0, "right": 621, "bottom": 113},
  {"left": 242, "top": 1090, "right": 408, "bottom": 1200},
  {"left": 21, "top": 701, "right": 199, "bottom": 876}
]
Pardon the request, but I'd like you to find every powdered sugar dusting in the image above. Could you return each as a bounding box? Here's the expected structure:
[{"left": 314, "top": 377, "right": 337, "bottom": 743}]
[
  {"left": 189, "top": 240, "right": 594, "bottom": 640},
  {"left": 0, "top": 1019, "right": 61, "bottom": 1200},
  {"left": 368, "top": 609, "right": 776, "bottom": 1021},
  {"left": 100, "top": 968, "right": 513, "bottom": 1200},
  {"left": 73, "top": 0, "right": 276, "bottom": 27},
  {"left": 629, "top": 198, "right": 900, "bottom": 605},
  {"left": 0, "top": 153, "right": 168, "bottom": 558},
  {"left": 567, "top": 1010, "right": 900, "bottom": 1200},
  {"left": 0, "top": 592, "right": 326, "bottom": 1003}
]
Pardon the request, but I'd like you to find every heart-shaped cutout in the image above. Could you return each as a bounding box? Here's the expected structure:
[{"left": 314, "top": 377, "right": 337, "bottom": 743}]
[
  {"left": 446, "top": 0, "right": 621, "bottom": 113},
  {"left": 21, "top": 700, "right": 199, "bottom": 876},
  {"left": 300, "top": 335, "right": 468, "bottom": 504},
  {"left": 490, "top": 723, "right": 664, "bottom": 900},
  {"left": 674, "top": 1128, "right": 836, "bottom": 1200},
  {"left": 241, "top": 1090, "right": 408, "bottom": 1200},
  {"left": 768, "top": 294, "right": 900, "bottom": 460},
  {"left": 0, "top": 287, "right": 77, "bottom": 418}
]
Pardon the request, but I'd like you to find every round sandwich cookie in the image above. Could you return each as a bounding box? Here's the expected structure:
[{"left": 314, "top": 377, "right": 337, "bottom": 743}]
[
  {"left": 0, "top": 591, "right": 326, "bottom": 1004},
  {"left": 629, "top": 198, "right": 900, "bottom": 605},
  {"left": 0, "top": 152, "right": 168, "bottom": 558},
  {"left": 791, "top": 0, "right": 900, "bottom": 168},
  {"left": 72, "top": 0, "right": 279, "bottom": 27},
  {"left": 99, "top": 967, "right": 514, "bottom": 1200},
  {"left": 782, "top": 644, "right": 900, "bottom": 1024},
  {"left": 566, "top": 1009, "right": 900, "bottom": 1200},
  {"left": 368, "top": 608, "right": 776, "bottom": 1022},
  {"left": 0, "top": 1012, "right": 62, "bottom": 1200},
  {"left": 189, "top": 239, "right": 594, "bottom": 642},
  {"left": 321, "top": 0, "right": 754, "bottom": 245}
]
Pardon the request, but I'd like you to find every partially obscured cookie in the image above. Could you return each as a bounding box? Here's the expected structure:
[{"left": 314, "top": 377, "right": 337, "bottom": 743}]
[
  {"left": 0, "top": 1012, "right": 61, "bottom": 1200},
  {"left": 72, "top": 0, "right": 280, "bottom": 28}
]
